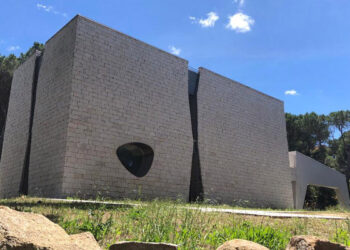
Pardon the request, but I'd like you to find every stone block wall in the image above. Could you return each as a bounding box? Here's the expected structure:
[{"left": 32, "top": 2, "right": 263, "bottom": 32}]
[
  {"left": 0, "top": 15, "right": 306, "bottom": 208},
  {"left": 60, "top": 16, "right": 193, "bottom": 199},
  {"left": 0, "top": 52, "right": 39, "bottom": 198},
  {"left": 28, "top": 18, "right": 78, "bottom": 197},
  {"left": 197, "top": 68, "right": 293, "bottom": 208}
]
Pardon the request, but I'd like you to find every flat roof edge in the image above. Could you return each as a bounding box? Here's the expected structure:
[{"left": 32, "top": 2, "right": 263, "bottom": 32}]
[
  {"left": 45, "top": 14, "right": 188, "bottom": 64},
  {"left": 198, "top": 67, "right": 284, "bottom": 104},
  {"left": 45, "top": 15, "right": 80, "bottom": 44}
]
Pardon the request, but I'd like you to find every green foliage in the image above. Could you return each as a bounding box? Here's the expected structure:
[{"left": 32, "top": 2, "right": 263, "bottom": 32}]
[
  {"left": 126, "top": 206, "right": 147, "bottom": 221},
  {"left": 0, "top": 54, "right": 19, "bottom": 74},
  {"left": 329, "top": 111, "right": 350, "bottom": 136},
  {"left": 291, "top": 218, "right": 309, "bottom": 235},
  {"left": 206, "top": 221, "right": 291, "bottom": 250},
  {"left": 285, "top": 112, "right": 329, "bottom": 161},
  {"left": 110, "top": 201, "right": 293, "bottom": 249},
  {"left": 79, "top": 213, "right": 113, "bottom": 241},
  {"left": 304, "top": 186, "right": 337, "bottom": 210},
  {"left": 333, "top": 220, "right": 350, "bottom": 246},
  {"left": 60, "top": 207, "right": 114, "bottom": 241},
  {"left": 333, "top": 228, "right": 350, "bottom": 246},
  {"left": 18, "top": 42, "right": 45, "bottom": 64},
  {"left": 56, "top": 200, "right": 294, "bottom": 249},
  {"left": 3, "top": 197, "right": 350, "bottom": 249}
]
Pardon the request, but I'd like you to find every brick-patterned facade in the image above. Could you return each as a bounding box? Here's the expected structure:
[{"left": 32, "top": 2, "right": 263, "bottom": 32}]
[
  {"left": 2, "top": 15, "right": 345, "bottom": 208},
  {"left": 28, "top": 18, "right": 78, "bottom": 197},
  {"left": 197, "top": 68, "right": 293, "bottom": 207},
  {"left": 0, "top": 52, "right": 40, "bottom": 197},
  {"left": 59, "top": 17, "right": 193, "bottom": 199}
]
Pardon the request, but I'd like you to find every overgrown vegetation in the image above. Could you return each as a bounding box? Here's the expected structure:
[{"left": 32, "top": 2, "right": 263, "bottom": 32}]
[
  {"left": 1, "top": 197, "right": 350, "bottom": 249},
  {"left": 61, "top": 206, "right": 114, "bottom": 241}
]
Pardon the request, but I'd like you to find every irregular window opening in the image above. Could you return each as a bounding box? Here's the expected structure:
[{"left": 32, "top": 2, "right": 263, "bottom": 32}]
[
  {"left": 303, "top": 185, "right": 338, "bottom": 210},
  {"left": 116, "top": 142, "right": 154, "bottom": 177}
]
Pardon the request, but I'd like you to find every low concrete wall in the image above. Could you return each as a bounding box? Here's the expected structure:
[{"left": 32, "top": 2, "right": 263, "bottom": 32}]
[{"left": 289, "top": 151, "right": 350, "bottom": 209}]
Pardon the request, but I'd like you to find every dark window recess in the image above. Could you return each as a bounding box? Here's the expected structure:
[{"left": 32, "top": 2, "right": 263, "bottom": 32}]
[{"left": 116, "top": 143, "right": 154, "bottom": 177}]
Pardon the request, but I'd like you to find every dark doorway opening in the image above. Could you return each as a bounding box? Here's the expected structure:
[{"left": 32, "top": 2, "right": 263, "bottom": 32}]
[
  {"left": 116, "top": 142, "right": 154, "bottom": 177},
  {"left": 304, "top": 185, "right": 338, "bottom": 210}
]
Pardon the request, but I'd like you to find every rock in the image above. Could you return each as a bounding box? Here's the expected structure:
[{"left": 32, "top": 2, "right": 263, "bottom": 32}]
[
  {"left": 0, "top": 206, "right": 101, "bottom": 249},
  {"left": 109, "top": 241, "right": 178, "bottom": 250},
  {"left": 71, "top": 232, "right": 101, "bottom": 249},
  {"left": 216, "top": 239, "right": 269, "bottom": 250},
  {"left": 286, "top": 235, "right": 350, "bottom": 250}
]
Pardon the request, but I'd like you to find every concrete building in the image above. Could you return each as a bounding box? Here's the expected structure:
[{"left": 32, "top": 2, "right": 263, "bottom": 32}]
[
  {"left": 0, "top": 15, "right": 349, "bottom": 208},
  {"left": 289, "top": 151, "right": 350, "bottom": 209}
]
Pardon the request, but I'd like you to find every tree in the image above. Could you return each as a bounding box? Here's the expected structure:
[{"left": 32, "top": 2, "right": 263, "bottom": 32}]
[
  {"left": 285, "top": 112, "right": 329, "bottom": 162},
  {"left": 328, "top": 111, "right": 350, "bottom": 189},
  {"left": 285, "top": 112, "right": 336, "bottom": 209},
  {"left": 329, "top": 111, "right": 350, "bottom": 139},
  {"left": 18, "top": 42, "right": 44, "bottom": 64}
]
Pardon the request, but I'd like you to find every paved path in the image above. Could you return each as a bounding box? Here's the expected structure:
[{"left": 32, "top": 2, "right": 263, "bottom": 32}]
[
  {"left": 47, "top": 198, "right": 139, "bottom": 207},
  {"left": 189, "top": 207, "right": 347, "bottom": 220},
  {"left": 47, "top": 198, "right": 348, "bottom": 220}
]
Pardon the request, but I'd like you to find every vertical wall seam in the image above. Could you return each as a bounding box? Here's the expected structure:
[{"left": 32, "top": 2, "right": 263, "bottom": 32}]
[
  {"left": 19, "top": 51, "right": 43, "bottom": 195},
  {"left": 188, "top": 70, "right": 204, "bottom": 202}
]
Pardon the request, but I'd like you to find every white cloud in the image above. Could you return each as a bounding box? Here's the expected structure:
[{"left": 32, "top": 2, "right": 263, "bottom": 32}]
[
  {"left": 284, "top": 89, "right": 299, "bottom": 96},
  {"left": 226, "top": 12, "right": 254, "bottom": 33},
  {"left": 198, "top": 12, "right": 219, "bottom": 28},
  {"left": 37, "top": 3, "right": 53, "bottom": 12},
  {"left": 36, "top": 3, "right": 68, "bottom": 18},
  {"left": 169, "top": 46, "right": 181, "bottom": 56},
  {"left": 189, "top": 16, "right": 196, "bottom": 24},
  {"left": 234, "top": 0, "right": 245, "bottom": 8},
  {"left": 7, "top": 45, "right": 20, "bottom": 51}
]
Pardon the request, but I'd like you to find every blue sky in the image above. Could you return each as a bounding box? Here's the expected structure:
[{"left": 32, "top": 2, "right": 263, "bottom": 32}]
[{"left": 1, "top": 0, "right": 349, "bottom": 115}]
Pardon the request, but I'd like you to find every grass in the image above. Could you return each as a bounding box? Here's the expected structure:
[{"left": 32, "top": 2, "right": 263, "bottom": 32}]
[{"left": 1, "top": 197, "right": 350, "bottom": 249}]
